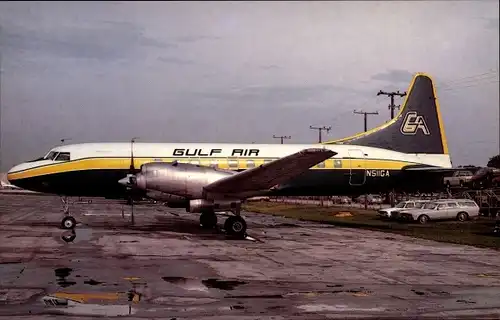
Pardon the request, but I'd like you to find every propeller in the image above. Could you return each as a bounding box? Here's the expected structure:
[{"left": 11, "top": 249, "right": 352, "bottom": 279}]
[{"left": 119, "top": 137, "right": 139, "bottom": 225}]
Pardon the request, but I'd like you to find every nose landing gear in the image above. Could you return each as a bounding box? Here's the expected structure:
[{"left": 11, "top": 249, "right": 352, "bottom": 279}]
[{"left": 60, "top": 196, "right": 77, "bottom": 230}]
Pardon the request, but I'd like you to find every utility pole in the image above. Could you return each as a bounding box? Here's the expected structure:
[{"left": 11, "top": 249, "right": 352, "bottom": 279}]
[
  {"left": 309, "top": 125, "right": 331, "bottom": 143},
  {"left": 353, "top": 110, "right": 379, "bottom": 132},
  {"left": 273, "top": 135, "right": 291, "bottom": 144},
  {"left": 377, "top": 90, "right": 407, "bottom": 119}
]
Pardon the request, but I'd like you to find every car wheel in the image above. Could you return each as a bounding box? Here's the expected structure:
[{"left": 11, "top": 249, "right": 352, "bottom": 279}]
[
  {"left": 456, "top": 212, "right": 468, "bottom": 222},
  {"left": 418, "top": 215, "right": 429, "bottom": 224}
]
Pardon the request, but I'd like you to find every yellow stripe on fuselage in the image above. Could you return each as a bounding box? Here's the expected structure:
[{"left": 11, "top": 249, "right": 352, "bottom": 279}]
[{"left": 7, "top": 157, "right": 418, "bottom": 181}]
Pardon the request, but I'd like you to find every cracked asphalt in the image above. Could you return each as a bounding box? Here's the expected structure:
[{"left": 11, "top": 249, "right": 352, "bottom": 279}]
[{"left": 1, "top": 193, "right": 500, "bottom": 319}]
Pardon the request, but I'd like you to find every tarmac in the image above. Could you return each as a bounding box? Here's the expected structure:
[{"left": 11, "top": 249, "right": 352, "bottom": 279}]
[{"left": 1, "top": 193, "right": 500, "bottom": 319}]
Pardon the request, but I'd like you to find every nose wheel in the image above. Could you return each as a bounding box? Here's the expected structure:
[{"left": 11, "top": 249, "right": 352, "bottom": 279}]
[{"left": 61, "top": 216, "right": 76, "bottom": 229}]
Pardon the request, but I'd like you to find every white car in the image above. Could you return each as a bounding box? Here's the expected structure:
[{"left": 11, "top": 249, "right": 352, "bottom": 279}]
[
  {"left": 378, "top": 200, "right": 430, "bottom": 219},
  {"left": 399, "top": 199, "right": 480, "bottom": 224}
]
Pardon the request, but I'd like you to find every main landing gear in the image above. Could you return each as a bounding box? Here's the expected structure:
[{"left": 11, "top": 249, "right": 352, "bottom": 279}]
[
  {"left": 60, "top": 196, "right": 77, "bottom": 230},
  {"left": 199, "top": 208, "right": 247, "bottom": 239}
]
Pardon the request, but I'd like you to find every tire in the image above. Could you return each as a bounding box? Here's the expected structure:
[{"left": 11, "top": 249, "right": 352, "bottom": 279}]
[
  {"left": 61, "top": 216, "right": 76, "bottom": 229},
  {"left": 224, "top": 216, "right": 247, "bottom": 238},
  {"left": 456, "top": 212, "right": 468, "bottom": 222},
  {"left": 200, "top": 212, "right": 217, "bottom": 229},
  {"left": 418, "top": 215, "right": 429, "bottom": 224}
]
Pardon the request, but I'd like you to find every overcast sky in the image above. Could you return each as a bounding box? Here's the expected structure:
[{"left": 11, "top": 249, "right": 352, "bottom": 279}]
[{"left": 0, "top": 1, "right": 499, "bottom": 171}]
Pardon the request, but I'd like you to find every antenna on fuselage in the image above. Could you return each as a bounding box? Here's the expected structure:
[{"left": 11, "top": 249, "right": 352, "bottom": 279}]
[{"left": 60, "top": 138, "right": 72, "bottom": 145}]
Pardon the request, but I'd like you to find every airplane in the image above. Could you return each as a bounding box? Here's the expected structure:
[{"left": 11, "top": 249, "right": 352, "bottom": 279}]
[{"left": 7, "top": 72, "right": 454, "bottom": 238}]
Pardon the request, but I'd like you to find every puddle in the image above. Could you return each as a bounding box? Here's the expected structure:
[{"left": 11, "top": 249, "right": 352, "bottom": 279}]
[
  {"left": 162, "top": 277, "right": 247, "bottom": 292},
  {"left": 297, "top": 304, "right": 386, "bottom": 312},
  {"left": 54, "top": 267, "right": 76, "bottom": 288},
  {"left": 84, "top": 279, "right": 104, "bottom": 286},
  {"left": 457, "top": 299, "right": 476, "bottom": 304},
  {"left": 202, "top": 278, "right": 247, "bottom": 291},
  {"left": 162, "top": 277, "right": 209, "bottom": 292},
  {"left": 228, "top": 294, "right": 283, "bottom": 299},
  {"left": 411, "top": 289, "right": 425, "bottom": 296},
  {"left": 61, "top": 228, "right": 93, "bottom": 244}
]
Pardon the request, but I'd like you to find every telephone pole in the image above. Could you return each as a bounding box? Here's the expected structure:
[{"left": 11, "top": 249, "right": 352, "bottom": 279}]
[
  {"left": 353, "top": 110, "right": 379, "bottom": 132},
  {"left": 273, "top": 135, "right": 291, "bottom": 144},
  {"left": 309, "top": 125, "right": 331, "bottom": 143},
  {"left": 377, "top": 90, "right": 407, "bottom": 119}
]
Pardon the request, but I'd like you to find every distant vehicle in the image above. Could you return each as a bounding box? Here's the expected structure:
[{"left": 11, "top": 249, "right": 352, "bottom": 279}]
[
  {"left": 469, "top": 167, "right": 500, "bottom": 189},
  {"left": 247, "top": 196, "right": 270, "bottom": 202},
  {"left": 355, "top": 194, "right": 383, "bottom": 205},
  {"left": 443, "top": 170, "right": 474, "bottom": 188},
  {"left": 378, "top": 200, "right": 430, "bottom": 219},
  {"left": 337, "top": 196, "right": 352, "bottom": 204},
  {"left": 399, "top": 199, "right": 480, "bottom": 224}
]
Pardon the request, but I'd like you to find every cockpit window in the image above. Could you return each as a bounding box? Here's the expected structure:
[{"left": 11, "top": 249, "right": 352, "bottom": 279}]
[
  {"left": 44, "top": 151, "right": 59, "bottom": 160},
  {"left": 55, "top": 152, "right": 71, "bottom": 161}
]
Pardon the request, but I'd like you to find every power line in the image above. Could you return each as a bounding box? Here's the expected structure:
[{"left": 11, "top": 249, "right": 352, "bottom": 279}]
[
  {"left": 309, "top": 125, "right": 331, "bottom": 143},
  {"left": 377, "top": 90, "right": 407, "bottom": 120},
  {"left": 353, "top": 110, "right": 379, "bottom": 132},
  {"left": 273, "top": 135, "right": 291, "bottom": 144}
]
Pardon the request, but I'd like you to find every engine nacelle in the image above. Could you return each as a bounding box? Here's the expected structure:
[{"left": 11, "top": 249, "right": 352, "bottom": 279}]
[
  {"left": 188, "top": 199, "right": 241, "bottom": 213},
  {"left": 135, "top": 161, "right": 235, "bottom": 199},
  {"left": 145, "top": 190, "right": 188, "bottom": 207}
]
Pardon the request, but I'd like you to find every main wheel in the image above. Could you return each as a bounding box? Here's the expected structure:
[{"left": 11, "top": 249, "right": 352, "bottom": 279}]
[
  {"left": 199, "top": 212, "right": 217, "bottom": 229},
  {"left": 224, "top": 216, "right": 247, "bottom": 238},
  {"left": 61, "top": 216, "right": 76, "bottom": 229}
]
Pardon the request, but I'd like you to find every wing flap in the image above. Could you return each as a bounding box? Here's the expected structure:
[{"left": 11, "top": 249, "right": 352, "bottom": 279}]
[{"left": 204, "top": 148, "right": 336, "bottom": 195}]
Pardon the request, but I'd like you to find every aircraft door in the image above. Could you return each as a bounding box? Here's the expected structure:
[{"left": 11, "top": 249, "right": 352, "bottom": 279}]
[{"left": 348, "top": 149, "right": 366, "bottom": 185}]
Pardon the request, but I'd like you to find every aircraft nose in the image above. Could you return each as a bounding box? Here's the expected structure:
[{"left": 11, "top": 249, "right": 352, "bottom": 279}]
[{"left": 7, "top": 164, "right": 23, "bottom": 185}]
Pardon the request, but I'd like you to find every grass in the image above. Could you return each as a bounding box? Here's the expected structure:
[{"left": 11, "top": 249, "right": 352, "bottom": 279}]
[{"left": 243, "top": 202, "right": 500, "bottom": 250}]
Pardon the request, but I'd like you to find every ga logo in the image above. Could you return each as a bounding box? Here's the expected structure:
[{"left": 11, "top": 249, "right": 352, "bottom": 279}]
[{"left": 400, "top": 111, "right": 430, "bottom": 135}]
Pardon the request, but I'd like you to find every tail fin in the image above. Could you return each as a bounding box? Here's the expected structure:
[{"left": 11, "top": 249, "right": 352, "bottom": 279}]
[{"left": 326, "top": 73, "right": 449, "bottom": 155}]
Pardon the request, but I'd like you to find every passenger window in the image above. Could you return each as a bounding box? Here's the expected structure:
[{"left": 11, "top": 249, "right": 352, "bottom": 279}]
[
  {"left": 228, "top": 159, "right": 239, "bottom": 169},
  {"left": 246, "top": 160, "right": 255, "bottom": 168},
  {"left": 210, "top": 159, "right": 218, "bottom": 167},
  {"left": 317, "top": 161, "right": 325, "bottom": 168},
  {"left": 437, "top": 204, "right": 446, "bottom": 209},
  {"left": 447, "top": 202, "right": 458, "bottom": 207},
  {"left": 190, "top": 159, "right": 200, "bottom": 165},
  {"left": 406, "top": 203, "right": 415, "bottom": 208},
  {"left": 55, "top": 152, "right": 70, "bottom": 161}
]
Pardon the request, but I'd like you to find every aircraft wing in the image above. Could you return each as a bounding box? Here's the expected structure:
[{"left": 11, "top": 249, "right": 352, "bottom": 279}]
[{"left": 203, "top": 148, "right": 336, "bottom": 195}]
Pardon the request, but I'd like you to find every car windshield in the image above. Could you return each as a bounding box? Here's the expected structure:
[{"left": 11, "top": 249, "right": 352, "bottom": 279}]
[
  {"left": 423, "top": 202, "right": 437, "bottom": 209},
  {"left": 395, "top": 202, "right": 406, "bottom": 208},
  {"left": 416, "top": 202, "right": 427, "bottom": 208}
]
